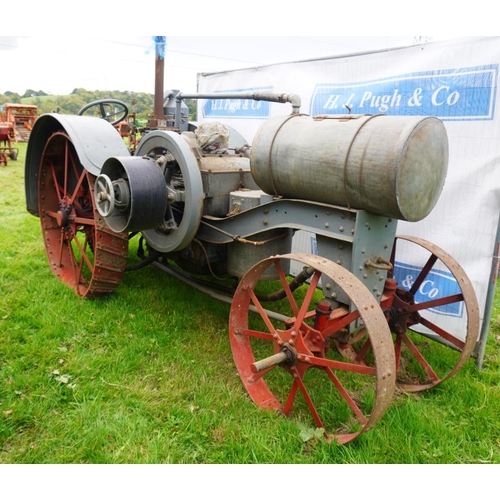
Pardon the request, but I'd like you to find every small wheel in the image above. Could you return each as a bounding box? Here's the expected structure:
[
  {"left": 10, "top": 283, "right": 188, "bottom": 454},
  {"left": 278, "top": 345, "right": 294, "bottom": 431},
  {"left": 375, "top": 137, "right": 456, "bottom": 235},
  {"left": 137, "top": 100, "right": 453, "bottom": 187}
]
[
  {"left": 78, "top": 99, "right": 129, "bottom": 126},
  {"left": 388, "top": 235, "right": 480, "bottom": 391},
  {"left": 229, "top": 253, "right": 395, "bottom": 444},
  {"left": 94, "top": 174, "right": 115, "bottom": 217},
  {"left": 38, "top": 131, "right": 129, "bottom": 297}
]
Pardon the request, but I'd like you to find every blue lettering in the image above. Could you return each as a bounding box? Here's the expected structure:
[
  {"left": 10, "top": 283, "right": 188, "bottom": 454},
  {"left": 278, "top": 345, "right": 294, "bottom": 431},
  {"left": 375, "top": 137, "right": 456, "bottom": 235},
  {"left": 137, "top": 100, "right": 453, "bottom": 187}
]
[
  {"left": 311, "top": 64, "right": 498, "bottom": 121},
  {"left": 202, "top": 87, "right": 272, "bottom": 119}
]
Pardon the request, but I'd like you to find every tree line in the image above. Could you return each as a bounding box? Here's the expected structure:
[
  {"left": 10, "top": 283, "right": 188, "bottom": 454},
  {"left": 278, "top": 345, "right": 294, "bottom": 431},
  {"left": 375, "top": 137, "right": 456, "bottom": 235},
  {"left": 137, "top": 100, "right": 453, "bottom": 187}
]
[{"left": 0, "top": 88, "right": 196, "bottom": 121}]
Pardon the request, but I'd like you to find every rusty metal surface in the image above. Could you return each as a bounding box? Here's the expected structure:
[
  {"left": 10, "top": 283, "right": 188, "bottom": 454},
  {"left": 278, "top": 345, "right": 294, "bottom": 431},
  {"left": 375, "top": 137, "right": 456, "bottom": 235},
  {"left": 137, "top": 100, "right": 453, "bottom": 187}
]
[
  {"left": 38, "top": 131, "right": 128, "bottom": 298},
  {"left": 0, "top": 103, "right": 38, "bottom": 142},
  {"left": 389, "top": 235, "right": 480, "bottom": 391},
  {"left": 229, "top": 252, "right": 396, "bottom": 444},
  {"left": 251, "top": 114, "right": 448, "bottom": 221}
]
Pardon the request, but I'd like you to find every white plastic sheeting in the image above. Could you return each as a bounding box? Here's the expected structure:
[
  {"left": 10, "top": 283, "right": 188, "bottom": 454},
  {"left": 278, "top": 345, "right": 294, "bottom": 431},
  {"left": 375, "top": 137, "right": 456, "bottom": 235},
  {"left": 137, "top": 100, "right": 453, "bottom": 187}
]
[{"left": 197, "top": 36, "right": 500, "bottom": 347}]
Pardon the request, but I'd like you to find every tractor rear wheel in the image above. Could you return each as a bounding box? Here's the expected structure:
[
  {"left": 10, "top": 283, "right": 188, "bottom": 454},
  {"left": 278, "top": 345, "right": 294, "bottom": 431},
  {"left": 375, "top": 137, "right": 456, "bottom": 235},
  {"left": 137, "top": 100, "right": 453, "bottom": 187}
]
[{"left": 38, "top": 131, "right": 128, "bottom": 297}]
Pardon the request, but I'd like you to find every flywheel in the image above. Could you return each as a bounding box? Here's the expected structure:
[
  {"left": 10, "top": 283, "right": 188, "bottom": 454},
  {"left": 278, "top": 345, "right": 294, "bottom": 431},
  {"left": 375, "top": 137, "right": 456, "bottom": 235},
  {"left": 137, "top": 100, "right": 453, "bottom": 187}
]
[{"left": 134, "top": 130, "right": 204, "bottom": 253}]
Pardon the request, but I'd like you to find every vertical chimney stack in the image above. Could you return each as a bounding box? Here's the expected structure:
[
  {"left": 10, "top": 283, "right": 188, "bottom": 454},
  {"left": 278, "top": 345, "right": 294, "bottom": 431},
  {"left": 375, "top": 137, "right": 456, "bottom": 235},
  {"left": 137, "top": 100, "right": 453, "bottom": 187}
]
[{"left": 151, "top": 36, "right": 167, "bottom": 129}]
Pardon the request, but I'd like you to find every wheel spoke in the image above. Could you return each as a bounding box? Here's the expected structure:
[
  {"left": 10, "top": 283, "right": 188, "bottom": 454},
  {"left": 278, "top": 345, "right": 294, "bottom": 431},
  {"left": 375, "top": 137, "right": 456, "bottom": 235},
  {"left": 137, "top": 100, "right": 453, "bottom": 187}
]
[
  {"left": 294, "top": 375, "right": 324, "bottom": 428},
  {"left": 274, "top": 260, "right": 299, "bottom": 317},
  {"left": 243, "top": 328, "right": 274, "bottom": 342},
  {"left": 49, "top": 161, "right": 64, "bottom": 200},
  {"left": 72, "top": 231, "right": 94, "bottom": 275},
  {"left": 419, "top": 316, "right": 465, "bottom": 350},
  {"left": 410, "top": 253, "right": 438, "bottom": 295},
  {"left": 407, "top": 293, "right": 464, "bottom": 313},
  {"left": 399, "top": 332, "right": 439, "bottom": 383},
  {"left": 68, "top": 169, "right": 87, "bottom": 206},
  {"left": 73, "top": 216, "right": 96, "bottom": 226},
  {"left": 64, "top": 140, "right": 69, "bottom": 196},
  {"left": 56, "top": 229, "right": 66, "bottom": 268},
  {"left": 293, "top": 270, "right": 321, "bottom": 330},
  {"left": 66, "top": 236, "right": 81, "bottom": 287},
  {"left": 325, "top": 368, "right": 367, "bottom": 424},
  {"left": 283, "top": 380, "right": 300, "bottom": 417},
  {"left": 246, "top": 365, "right": 276, "bottom": 384},
  {"left": 306, "top": 355, "right": 377, "bottom": 376},
  {"left": 248, "top": 288, "right": 278, "bottom": 337},
  {"left": 354, "top": 338, "right": 372, "bottom": 363}
]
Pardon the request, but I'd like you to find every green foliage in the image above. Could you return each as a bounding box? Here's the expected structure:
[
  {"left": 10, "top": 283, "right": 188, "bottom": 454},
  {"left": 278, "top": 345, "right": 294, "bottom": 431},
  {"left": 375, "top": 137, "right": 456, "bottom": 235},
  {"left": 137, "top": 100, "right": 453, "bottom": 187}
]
[
  {"left": 1, "top": 89, "right": 198, "bottom": 122},
  {"left": 185, "top": 99, "right": 197, "bottom": 122},
  {"left": 22, "top": 89, "right": 48, "bottom": 98},
  {"left": 1, "top": 91, "right": 21, "bottom": 103}
]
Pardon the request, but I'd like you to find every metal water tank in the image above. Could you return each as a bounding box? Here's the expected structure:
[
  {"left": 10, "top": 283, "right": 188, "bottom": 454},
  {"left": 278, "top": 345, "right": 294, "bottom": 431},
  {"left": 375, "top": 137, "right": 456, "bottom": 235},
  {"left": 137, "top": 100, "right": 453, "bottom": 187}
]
[{"left": 250, "top": 114, "right": 448, "bottom": 222}]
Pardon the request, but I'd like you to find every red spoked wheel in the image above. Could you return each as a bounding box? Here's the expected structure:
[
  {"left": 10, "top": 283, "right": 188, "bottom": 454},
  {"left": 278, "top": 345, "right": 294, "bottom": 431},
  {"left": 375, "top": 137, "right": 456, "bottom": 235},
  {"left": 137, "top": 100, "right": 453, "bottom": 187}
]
[
  {"left": 229, "top": 253, "right": 395, "bottom": 444},
  {"left": 387, "top": 235, "right": 480, "bottom": 392},
  {"left": 38, "top": 131, "right": 129, "bottom": 298}
]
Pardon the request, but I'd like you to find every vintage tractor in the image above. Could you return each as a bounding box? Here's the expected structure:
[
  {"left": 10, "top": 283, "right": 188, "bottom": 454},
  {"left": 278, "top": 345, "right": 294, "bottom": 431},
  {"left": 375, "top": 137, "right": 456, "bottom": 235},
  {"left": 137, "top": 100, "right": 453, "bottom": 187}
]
[
  {"left": 0, "top": 122, "right": 19, "bottom": 166},
  {"left": 0, "top": 103, "right": 38, "bottom": 142},
  {"left": 24, "top": 91, "right": 480, "bottom": 444}
]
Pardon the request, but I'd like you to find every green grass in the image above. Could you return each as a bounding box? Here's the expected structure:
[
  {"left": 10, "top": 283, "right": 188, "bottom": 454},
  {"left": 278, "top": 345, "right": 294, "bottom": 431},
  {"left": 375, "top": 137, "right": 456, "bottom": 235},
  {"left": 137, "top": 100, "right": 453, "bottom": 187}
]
[{"left": 1, "top": 141, "right": 500, "bottom": 464}]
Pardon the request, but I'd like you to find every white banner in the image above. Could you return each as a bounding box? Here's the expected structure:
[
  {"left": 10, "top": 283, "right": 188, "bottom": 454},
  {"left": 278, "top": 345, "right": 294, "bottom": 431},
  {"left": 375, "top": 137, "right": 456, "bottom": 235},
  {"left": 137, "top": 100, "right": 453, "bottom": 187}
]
[{"left": 197, "top": 36, "right": 500, "bottom": 342}]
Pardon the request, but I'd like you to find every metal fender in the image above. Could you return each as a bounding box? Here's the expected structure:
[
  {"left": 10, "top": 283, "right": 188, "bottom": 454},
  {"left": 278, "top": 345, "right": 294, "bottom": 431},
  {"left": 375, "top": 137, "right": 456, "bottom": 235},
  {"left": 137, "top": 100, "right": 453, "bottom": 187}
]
[{"left": 25, "top": 113, "right": 130, "bottom": 216}]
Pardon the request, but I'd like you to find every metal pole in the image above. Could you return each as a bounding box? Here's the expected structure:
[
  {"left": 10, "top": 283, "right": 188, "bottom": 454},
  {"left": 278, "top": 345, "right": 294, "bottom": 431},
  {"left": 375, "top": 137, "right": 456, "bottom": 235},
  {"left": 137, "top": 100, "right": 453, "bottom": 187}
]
[
  {"left": 476, "top": 212, "right": 500, "bottom": 368},
  {"left": 153, "top": 36, "right": 166, "bottom": 118}
]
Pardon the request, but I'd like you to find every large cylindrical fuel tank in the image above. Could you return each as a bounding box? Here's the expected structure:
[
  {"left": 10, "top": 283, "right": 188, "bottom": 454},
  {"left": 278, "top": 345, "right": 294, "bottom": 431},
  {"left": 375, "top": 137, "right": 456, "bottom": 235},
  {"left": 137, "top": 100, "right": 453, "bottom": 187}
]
[{"left": 250, "top": 114, "right": 448, "bottom": 222}]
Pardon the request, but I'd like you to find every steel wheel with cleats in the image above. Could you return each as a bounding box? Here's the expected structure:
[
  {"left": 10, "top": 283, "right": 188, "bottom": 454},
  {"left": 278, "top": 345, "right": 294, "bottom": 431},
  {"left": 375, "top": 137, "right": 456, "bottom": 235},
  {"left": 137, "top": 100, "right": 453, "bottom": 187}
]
[
  {"left": 386, "top": 235, "right": 480, "bottom": 392},
  {"left": 38, "top": 131, "right": 129, "bottom": 297},
  {"left": 229, "top": 253, "right": 396, "bottom": 444}
]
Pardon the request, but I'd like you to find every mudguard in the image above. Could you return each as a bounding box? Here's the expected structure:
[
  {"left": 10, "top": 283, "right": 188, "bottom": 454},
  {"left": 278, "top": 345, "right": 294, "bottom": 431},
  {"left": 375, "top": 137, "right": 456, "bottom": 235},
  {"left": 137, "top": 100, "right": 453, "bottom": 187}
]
[{"left": 25, "top": 113, "right": 130, "bottom": 216}]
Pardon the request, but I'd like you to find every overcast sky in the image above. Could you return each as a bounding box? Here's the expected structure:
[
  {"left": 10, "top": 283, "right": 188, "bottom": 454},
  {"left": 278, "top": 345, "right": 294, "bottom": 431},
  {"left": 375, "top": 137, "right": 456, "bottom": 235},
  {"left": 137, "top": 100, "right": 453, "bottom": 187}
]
[{"left": 0, "top": 36, "right": 450, "bottom": 96}]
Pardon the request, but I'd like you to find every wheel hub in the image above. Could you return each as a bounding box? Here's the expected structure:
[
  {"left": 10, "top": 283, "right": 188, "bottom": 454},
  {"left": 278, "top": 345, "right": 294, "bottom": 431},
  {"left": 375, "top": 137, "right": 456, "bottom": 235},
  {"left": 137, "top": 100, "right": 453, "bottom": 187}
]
[
  {"left": 55, "top": 203, "right": 73, "bottom": 228},
  {"left": 388, "top": 289, "right": 421, "bottom": 335}
]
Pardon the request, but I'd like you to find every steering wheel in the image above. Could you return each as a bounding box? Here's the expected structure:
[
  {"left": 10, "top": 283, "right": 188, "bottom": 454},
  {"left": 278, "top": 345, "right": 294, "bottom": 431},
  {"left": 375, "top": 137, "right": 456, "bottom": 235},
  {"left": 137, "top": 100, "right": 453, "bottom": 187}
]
[{"left": 78, "top": 99, "right": 129, "bottom": 126}]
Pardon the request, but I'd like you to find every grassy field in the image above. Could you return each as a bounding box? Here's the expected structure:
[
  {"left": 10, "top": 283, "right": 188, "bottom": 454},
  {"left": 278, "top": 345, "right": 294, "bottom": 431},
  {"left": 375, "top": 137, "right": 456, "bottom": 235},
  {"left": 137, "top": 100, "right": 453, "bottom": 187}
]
[{"left": 1, "top": 140, "right": 500, "bottom": 465}]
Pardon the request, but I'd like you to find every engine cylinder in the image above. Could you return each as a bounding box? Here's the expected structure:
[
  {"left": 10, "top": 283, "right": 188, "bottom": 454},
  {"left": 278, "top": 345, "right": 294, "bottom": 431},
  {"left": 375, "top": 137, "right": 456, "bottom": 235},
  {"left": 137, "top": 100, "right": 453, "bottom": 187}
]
[{"left": 250, "top": 114, "right": 448, "bottom": 222}]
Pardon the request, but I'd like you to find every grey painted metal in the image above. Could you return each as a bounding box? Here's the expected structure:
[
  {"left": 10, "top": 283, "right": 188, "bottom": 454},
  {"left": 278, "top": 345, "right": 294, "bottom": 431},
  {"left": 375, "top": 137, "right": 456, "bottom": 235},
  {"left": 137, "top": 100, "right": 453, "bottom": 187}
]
[
  {"left": 164, "top": 91, "right": 189, "bottom": 132},
  {"left": 227, "top": 229, "right": 293, "bottom": 279},
  {"left": 316, "top": 211, "right": 397, "bottom": 305},
  {"left": 197, "top": 198, "right": 359, "bottom": 245},
  {"left": 98, "top": 156, "right": 168, "bottom": 233},
  {"left": 476, "top": 212, "right": 500, "bottom": 368},
  {"left": 180, "top": 132, "right": 258, "bottom": 217},
  {"left": 250, "top": 114, "right": 449, "bottom": 222},
  {"left": 198, "top": 196, "right": 396, "bottom": 303},
  {"left": 135, "top": 130, "right": 205, "bottom": 253},
  {"left": 25, "top": 113, "right": 129, "bottom": 216}
]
